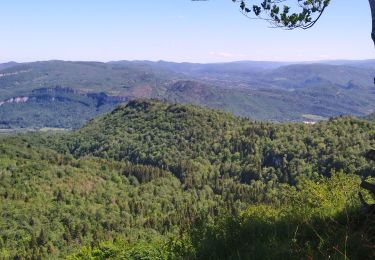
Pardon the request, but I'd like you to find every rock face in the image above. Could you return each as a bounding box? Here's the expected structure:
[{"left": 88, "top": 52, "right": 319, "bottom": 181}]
[
  {"left": 0, "top": 97, "right": 29, "bottom": 106},
  {"left": 0, "top": 87, "right": 129, "bottom": 108}
]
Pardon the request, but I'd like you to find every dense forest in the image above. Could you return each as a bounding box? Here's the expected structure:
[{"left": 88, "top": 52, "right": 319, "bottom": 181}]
[{"left": 0, "top": 99, "right": 374, "bottom": 259}]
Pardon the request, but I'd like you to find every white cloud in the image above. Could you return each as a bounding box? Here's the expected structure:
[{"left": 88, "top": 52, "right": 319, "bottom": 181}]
[
  {"left": 318, "top": 54, "right": 331, "bottom": 59},
  {"left": 209, "top": 51, "right": 235, "bottom": 58}
]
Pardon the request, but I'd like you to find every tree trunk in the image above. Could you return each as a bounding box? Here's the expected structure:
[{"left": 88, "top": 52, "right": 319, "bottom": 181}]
[{"left": 369, "top": 0, "right": 375, "bottom": 45}]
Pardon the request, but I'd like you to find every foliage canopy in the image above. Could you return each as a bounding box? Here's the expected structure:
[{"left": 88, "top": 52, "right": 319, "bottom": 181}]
[{"left": 232, "top": 0, "right": 330, "bottom": 29}]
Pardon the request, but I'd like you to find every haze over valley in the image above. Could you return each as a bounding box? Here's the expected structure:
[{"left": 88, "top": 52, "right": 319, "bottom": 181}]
[
  {"left": 1, "top": 59, "right": 374, "bottom": 129},
  {"left": 1, "top": 0, "right": 375, "bottom": 259}
]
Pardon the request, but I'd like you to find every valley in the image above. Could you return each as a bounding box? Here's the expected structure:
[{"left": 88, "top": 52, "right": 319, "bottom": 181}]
[
  {"left": 1, "top": 60, "right": 374, "bottom": 128},
  {"left": 2, "top": 1, "right": 375, "bottom": 259},
  {"left": 0, "top": 60, "right": 374, "bottom": 259}
]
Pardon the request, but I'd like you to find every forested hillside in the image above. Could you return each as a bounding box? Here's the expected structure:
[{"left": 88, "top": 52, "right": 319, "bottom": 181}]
[
  {"left": 1, "top": 100, "right": 374, "bottom": 259},
  {"left": 57, "top": 99, "right": 375, "bottom": 187},
  {"left": 0, "top": 137, "right": 220, "bottom": 258},
  {"left": 2, "top": 0, "right": 375, "bottom": 258},
  {"left": 1, "top": 60, "right": 375, "bottom": 128}
]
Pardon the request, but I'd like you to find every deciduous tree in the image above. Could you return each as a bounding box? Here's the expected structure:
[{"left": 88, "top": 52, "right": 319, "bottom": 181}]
[{"left": 229, "top": 0, "right": 375, "bottom": 46}]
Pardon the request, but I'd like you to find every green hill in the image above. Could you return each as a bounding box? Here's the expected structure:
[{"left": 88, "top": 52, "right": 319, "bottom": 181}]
[
  {"left": 263, "top": 63, "right": 373, "bottom": 89},
  {"left": 58, "top": 99, "right": 375, "bottom": 186},
  {"left": 0, "top": 87, "right": 128, "bottom": 129},
  {"left": 1, "top": 99, "right": 374, "bottom": 259},
  {"left": 0, "top": 61, "right": 176, "bottom": 100}
]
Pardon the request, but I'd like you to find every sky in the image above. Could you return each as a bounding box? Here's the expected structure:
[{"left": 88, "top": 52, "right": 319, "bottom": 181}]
[{"left": 0, "top": 0, "right": 373, "bottom": 63}]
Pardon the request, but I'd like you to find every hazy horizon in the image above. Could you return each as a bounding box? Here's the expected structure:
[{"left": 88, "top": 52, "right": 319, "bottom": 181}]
[{"left": 2, "top": 58, "right": 375, "bottom": 65}]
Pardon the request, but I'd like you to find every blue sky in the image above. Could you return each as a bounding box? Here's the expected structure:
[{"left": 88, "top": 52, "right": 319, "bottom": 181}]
[{"left": 0, "top": 0, "right": 373, "bottom": 62}]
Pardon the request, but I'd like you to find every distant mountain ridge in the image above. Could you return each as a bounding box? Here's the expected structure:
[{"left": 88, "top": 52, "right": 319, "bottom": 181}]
[
  {"left": 0, "top": 59, "right": 374, "bottom": 128},
  {"left": 0, "top": 61, "right": 18, "bottom": 71}
]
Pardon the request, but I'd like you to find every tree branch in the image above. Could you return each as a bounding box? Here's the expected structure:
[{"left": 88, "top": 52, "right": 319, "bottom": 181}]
[{"left": 369, "top": 0, "right": 375, "bottom": 45}]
